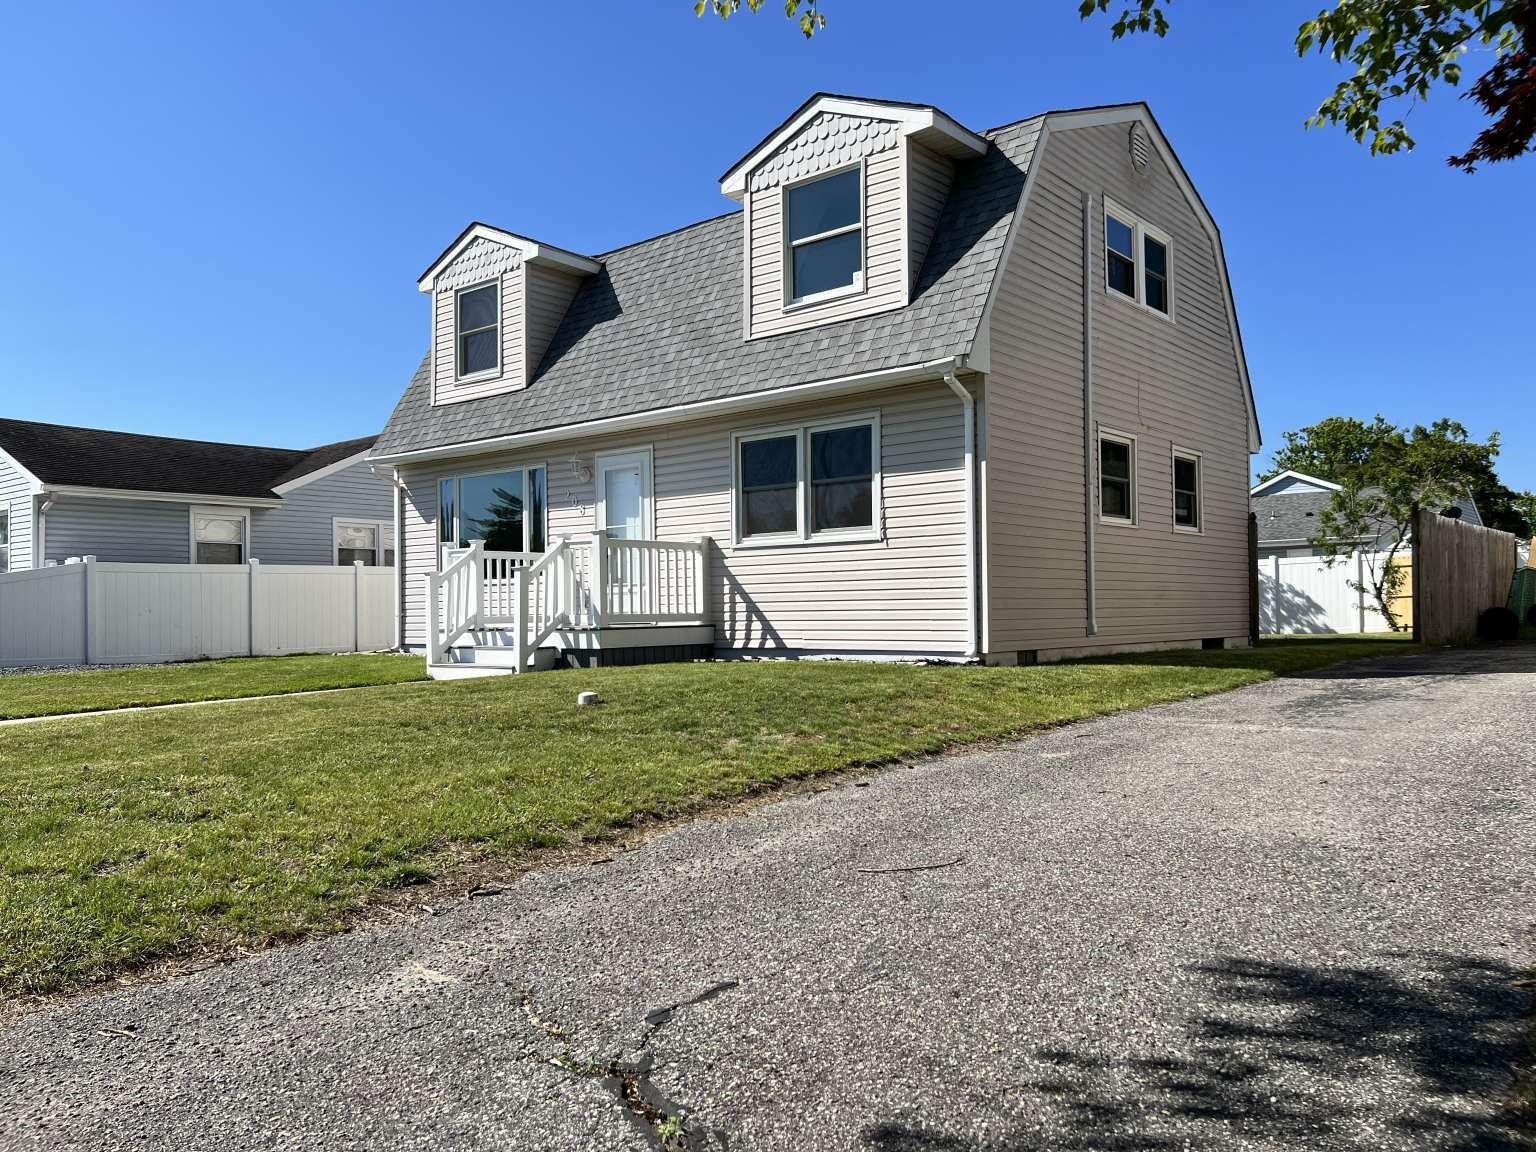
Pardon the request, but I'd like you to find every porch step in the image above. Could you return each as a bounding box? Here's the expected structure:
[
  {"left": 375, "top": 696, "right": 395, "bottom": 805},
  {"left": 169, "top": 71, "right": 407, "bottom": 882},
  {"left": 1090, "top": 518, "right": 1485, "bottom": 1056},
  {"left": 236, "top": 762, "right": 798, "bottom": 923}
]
[{"left": 426, "top": 625, "right": 714, "bottom": 680}]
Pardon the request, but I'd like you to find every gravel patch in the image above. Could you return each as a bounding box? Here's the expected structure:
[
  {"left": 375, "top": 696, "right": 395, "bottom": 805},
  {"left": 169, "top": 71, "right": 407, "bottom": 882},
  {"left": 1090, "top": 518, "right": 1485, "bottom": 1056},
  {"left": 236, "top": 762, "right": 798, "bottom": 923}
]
[{"left": 2, "top": 646, "right": 1532, "bottom": 1150}]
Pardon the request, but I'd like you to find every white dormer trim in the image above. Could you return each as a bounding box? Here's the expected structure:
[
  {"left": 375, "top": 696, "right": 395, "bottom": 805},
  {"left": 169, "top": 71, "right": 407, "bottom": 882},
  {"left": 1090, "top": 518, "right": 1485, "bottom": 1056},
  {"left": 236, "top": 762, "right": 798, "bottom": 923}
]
[
  {"left": 417, "top": 223, "right": 600, "bottom": 292},
  {"left": 1250, "top": 469, "right": 1342, "bottom": 497},
  {"left": 720, "top": 96, "right": 987, "bottom": 201}
]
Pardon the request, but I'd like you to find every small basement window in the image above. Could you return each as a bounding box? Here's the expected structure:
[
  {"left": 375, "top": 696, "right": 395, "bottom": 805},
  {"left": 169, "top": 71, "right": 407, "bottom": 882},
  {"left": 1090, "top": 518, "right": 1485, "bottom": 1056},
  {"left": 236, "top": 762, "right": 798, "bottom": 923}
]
[
  {"left": 455, "top": 281, "right": 500, "bottom": 378},
  {"left": 1099, "top": 433, "right": 1136, "bottom": 524},
  {"left": 1172, "top": 449, "right": 1201, "bottom": 531},
  {"left": 1104, "top": 199, "right": 1172, "bottom": 317},
  {"left": 785, "top": 166, "right": 863, "bottom": 303}
]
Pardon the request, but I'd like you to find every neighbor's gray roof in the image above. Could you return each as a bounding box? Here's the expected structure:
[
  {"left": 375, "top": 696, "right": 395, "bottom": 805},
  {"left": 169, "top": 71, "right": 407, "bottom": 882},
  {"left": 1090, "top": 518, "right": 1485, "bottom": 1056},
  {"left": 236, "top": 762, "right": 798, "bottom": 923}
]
[
  {"left": 1253, "top": 488, "right": 1482, "bottom": 544},
  {"left": 374, "top": 116, "right": 1045, "bottom": 457}
]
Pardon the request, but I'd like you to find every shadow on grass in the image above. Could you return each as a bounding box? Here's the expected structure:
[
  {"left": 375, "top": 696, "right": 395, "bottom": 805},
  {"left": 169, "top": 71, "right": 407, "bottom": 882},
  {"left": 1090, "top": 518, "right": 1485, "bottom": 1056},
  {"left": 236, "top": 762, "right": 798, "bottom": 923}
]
[{"left": 863, "top": 953, "right": 1532, "bottom": 1151}]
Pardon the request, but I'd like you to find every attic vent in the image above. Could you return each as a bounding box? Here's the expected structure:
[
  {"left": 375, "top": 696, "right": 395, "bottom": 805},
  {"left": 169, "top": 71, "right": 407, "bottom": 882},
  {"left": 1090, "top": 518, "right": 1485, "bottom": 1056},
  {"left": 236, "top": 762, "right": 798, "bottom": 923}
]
[{"left": 1129, "top": 122, "right": 1151, "bottom": 174}]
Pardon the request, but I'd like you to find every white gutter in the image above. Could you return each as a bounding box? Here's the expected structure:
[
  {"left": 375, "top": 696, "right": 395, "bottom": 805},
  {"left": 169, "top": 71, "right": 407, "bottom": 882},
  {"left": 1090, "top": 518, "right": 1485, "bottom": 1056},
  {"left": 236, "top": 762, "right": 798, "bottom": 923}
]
[
  {"left": 36, "top": 496, "right": 54, "bottom": 568},
  {"left": 40, "top": 485, "right": 283, "bottom": 509},
  {"left": 370, "top": 357, "right": 963, "bottom": 468},
  {"left": 942, "top": 367, "right": 980, "bottom": 660}
]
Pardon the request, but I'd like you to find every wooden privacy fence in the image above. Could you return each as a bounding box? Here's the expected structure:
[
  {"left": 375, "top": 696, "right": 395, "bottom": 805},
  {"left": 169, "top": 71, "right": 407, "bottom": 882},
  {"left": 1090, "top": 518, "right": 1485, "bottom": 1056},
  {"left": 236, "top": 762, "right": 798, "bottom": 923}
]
[
  {"left": 0, "top": 558, "right": 396, "bottom": 667},
  {"left": 1413, "top": 511, "right": 1520, "bottom": 645}
]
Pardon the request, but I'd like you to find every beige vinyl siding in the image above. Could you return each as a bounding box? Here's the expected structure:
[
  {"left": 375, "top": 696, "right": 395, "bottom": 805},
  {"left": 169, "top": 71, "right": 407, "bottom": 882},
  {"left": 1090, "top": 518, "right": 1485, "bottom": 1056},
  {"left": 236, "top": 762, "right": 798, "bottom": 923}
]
[
  {"left": 906, "top": 142, "right": 955, "bottom": 290},
  {"left": 524, "top": 264, "right": 584, "bottom": 383},
  {"left": 399, "top": 381, "right": 970, "bottom": 654},
  {"left": 984, "top": 121, "right": 1251, "bottom": 656},
  {"left": 431, "top": 238, "right": 526, "bottom": 405},
  {"left": 249, "top": 458, "right": 394, "bottom": 564},
  {"left": 0, "top": 456, "right": 34, "bottom": 571},
  {"left": 748, "top": 146, "right": 908, "bottom": 339}
]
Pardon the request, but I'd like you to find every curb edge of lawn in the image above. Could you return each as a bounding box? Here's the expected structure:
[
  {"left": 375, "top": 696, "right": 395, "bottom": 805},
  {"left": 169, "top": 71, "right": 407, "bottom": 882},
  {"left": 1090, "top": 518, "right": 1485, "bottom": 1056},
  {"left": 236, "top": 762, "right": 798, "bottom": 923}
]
[{"left": 0, "top": 642, "right": 1434, "bottom": 1020}]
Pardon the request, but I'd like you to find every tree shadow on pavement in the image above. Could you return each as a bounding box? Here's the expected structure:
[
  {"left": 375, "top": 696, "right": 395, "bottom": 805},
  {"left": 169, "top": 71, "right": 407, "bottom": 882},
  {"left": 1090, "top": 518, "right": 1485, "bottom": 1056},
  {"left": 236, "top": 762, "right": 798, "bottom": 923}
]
[{"left": 862, "top": 952, "right": 1531, "bottom": 1151}]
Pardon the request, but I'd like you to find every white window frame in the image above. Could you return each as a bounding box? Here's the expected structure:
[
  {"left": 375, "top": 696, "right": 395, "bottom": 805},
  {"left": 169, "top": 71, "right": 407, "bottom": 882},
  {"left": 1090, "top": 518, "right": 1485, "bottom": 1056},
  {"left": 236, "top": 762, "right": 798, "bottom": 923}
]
[
  {"left": 453, "top": 278, "right": 501, "bottom": 383},
  {"left": 1098, "top": 429, "right": 1138, "bottom": 527},
  {"left": 592, "top": 446, "right": 655, "bottom": 540},
  {"left": 188, "top": 505, "right": 250, "bottom": 565},
  {"left": 1171, "top": 446, "right": 1203, "bottom": 534},
  {"left": 731, "top": 412, "right": 882, "bottom": 548},
  {"left": 332, "top": 518, "right": 396, "bottom": 566},
  {"left": 437, "top": 462, "right": 548, "bottom": 563},
  {"left": 781, "top": 160, "right": 867, "bottom": 311},
  {"left": 1103, "top": 197, "right": 1174, "bottom": 321}
]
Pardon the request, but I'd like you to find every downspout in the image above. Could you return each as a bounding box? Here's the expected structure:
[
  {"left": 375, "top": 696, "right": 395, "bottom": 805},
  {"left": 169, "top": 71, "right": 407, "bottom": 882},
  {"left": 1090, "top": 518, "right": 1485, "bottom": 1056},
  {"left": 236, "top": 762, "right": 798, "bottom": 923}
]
[
  {"left": 942, "top": 365, "right": 981, "bottom": 660},
  {"left": 36, "top": 495, "right": 55, "bottom": 568},
  {"left": 384, "top": 466, "right": 406, "bottom": 652},
  {"left": 1080, "top": 190, "right": 1098, "bottom": 636}
]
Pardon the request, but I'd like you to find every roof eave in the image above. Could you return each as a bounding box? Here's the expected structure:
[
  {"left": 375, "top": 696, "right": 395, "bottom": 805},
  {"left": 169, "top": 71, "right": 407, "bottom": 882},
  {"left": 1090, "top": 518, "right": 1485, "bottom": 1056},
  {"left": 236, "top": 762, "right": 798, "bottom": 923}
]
[{"left": 40, "top": 484, "right": 284, "bottom": 508}]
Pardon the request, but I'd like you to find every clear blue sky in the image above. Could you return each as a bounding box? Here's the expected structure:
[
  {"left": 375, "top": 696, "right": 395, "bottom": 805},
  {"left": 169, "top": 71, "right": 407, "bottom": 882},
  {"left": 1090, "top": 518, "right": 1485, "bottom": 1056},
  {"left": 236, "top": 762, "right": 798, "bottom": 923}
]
[{"left": 1, "top": 1, "right": 1530, "bottom": 487}]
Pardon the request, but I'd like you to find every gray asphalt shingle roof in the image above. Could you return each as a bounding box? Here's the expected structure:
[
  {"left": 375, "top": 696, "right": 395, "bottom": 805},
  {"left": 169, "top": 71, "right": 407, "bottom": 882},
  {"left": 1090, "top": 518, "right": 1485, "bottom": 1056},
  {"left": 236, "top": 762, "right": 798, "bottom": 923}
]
[
  {"left": 374, "top": 116, "right": 1045, "bottom": 457},
  {"left": 1253, "top": 488, "right": 1483, "bottom": 545}
]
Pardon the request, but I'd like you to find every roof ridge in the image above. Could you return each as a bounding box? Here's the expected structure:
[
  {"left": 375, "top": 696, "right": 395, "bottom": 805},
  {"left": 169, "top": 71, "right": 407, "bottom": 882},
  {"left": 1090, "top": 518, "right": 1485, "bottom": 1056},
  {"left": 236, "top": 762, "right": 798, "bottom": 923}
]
[{"left": 0, "top": 415, "right": 309, "bottom": 457}]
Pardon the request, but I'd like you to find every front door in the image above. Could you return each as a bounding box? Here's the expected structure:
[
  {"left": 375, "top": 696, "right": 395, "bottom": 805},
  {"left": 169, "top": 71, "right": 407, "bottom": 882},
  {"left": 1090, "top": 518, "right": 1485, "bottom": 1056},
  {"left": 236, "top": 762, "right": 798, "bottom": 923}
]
[{"left": 595, "top": 450, "right": 652, "bottom": 540}]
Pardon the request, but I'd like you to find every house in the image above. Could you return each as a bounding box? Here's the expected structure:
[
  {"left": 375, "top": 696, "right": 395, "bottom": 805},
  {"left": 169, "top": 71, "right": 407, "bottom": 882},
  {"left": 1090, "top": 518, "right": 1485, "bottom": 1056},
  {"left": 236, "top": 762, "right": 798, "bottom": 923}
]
[
  {"left": 1252, "top": 468, "right": 1482, "bottom": 560},
  {"left": 0, "top": 418, "right": 395, "bottom": 571},
  {"left": 369, "top": 95, "right": 1261, "bottom": 677}
]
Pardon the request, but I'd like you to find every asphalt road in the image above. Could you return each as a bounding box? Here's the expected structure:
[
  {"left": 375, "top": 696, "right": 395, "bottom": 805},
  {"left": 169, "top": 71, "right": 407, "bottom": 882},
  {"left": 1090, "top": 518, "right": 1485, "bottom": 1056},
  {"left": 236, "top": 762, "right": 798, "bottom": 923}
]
[{"left": 3, "top": 646, "right": 1533, "bottom": 1151}]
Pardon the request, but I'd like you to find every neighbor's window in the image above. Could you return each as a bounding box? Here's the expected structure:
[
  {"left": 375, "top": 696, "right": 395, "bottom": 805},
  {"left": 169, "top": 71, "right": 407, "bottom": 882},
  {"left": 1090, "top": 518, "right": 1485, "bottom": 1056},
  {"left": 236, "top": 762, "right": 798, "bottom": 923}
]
[
  {"left": 1104, "top": 200, "right": 1172, "bottom": 317},
  {"left": 785, "top": 167, "right": 863, "bottom": 302},
  {"left": 1173, "top": 450, "right": 1200, "bottom": 530},
  {"left": 739, "top": 433, "right": 800, "bottom": 539},
  {"left": 336, "top": 521, "right": 379, "bottom": 565},
  {"left": 455, "top": 281, "right": 500, "bottom": 377},
  {"left": 735, "top": 417, "right": 879, "bottom": 544},
  {"left": 194, "top": 509, "right": 245, "bottom": 564},
  {"left": 1100, "top": 434, "right": 1135, "bottom": 524},
  {"left": 809, "top": 422, "right": 874, "bottom": 535},
  {"left": 439, "top": 467, "right": 547, "bottom": 554},
  {"left": 0, "top": 507, "right": 8, "bottom": 572}
]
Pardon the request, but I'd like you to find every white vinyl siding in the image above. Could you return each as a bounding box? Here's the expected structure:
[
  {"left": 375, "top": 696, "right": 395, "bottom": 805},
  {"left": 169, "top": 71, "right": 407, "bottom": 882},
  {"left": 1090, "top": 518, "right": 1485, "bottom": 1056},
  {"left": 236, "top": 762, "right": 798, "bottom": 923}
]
[
  {"left": 984, "top": 120, "right": 1252, "bottom": 655},
  {"left": 249, "top": 458, "right": 395, "bottom": 565},
  {"left": 0, "top": 455, "right": 32, "bottom": 571},
  {"left": 748, "top": 145, "right": 907, "bottom": 339},
  {"left": 524, "top": 264, "right": 584, "bottom": 382},
  {"left": 906, "top": 141, "right": 955, "bottom": 291},
  {"left": 431, "top": 237, "right": 525, "bottom": 405},
  {"left": 399, "top": 381, "right": 970, "bottom": 655}
]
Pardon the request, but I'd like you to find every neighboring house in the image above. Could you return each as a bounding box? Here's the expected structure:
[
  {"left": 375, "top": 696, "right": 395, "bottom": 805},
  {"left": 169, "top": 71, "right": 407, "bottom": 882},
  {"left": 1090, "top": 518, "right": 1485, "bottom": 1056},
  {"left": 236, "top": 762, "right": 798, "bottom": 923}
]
[
  {"left": 1252, "top": 468, "right": 1482, "bottom": 560},
  {"left": 0, "top": 418, "right": 394, "bottom": 570},
  {"left": 370, "top": 94, "right": 1261, "bottom": 676}
]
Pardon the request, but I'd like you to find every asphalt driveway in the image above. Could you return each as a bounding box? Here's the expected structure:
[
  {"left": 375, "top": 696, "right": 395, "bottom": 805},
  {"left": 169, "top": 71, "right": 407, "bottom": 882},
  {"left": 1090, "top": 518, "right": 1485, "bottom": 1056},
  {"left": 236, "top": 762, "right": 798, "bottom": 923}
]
[{"left": 3, "top": 646, "right": 1533, "bottom": 1151}]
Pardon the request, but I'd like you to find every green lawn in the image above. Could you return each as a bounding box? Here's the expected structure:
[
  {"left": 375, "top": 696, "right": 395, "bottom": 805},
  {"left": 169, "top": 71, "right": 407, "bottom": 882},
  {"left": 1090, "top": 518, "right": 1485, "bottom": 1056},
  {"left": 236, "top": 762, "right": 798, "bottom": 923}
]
[
  {"left": 0, "top": 636, "right": 1416, "bottom": 997},
  {"left": 0, "top": 653, "right": 427, "bottom": 720}
]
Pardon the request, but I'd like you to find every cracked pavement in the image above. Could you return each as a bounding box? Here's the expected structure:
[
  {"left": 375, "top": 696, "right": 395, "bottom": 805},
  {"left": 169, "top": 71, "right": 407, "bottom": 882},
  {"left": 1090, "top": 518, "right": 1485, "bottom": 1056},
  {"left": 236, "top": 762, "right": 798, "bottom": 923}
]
[{"left": 2, "top": 646, "right": 1533, "bottom": 1150}]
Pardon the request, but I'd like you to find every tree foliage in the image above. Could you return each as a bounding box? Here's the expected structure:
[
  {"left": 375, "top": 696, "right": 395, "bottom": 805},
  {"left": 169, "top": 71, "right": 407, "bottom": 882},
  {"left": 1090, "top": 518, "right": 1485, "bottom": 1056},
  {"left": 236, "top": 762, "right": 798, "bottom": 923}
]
[
  {"left": 1263, "top": 416, "right": 1526, "bottom": 629},
  {"left": 700, "top": 0, "right": 1536, "bottom": 169}
]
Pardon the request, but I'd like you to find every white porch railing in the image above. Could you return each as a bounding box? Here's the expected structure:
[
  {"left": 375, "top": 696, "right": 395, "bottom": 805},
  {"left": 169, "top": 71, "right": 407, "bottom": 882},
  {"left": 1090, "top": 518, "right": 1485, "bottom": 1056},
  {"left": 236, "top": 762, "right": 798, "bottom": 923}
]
[{"left": 427, "top": 532, "right": 710, "bottom": 670}]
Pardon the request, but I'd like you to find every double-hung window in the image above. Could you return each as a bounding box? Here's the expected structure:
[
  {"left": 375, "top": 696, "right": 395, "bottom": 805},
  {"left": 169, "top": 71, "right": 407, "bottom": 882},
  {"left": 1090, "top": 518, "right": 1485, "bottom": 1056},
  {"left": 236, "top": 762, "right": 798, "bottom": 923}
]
[
  {"left": 1104, "top": 199, "right": 1172, "bottom": 317},
  {"left": 335, "top": 520, "right": 396, "bottom": 565},
  {"left": 192, "top": 508, "right": 247, "bottom": 564},
  {"left": 1172, "top": 449, "right": 1201, "bottom": 531},
  {"left": 734, "top": 417, "right": 879, "bottom": 545},
  {"left": 1099, "top": 433, "right": 1136, "bottom": 525},
  {"left": 438, "top": 466, "right": 547, "bottom": 558},
  {"left": 785, "top": 166, "right": 863, "bottom": 304},
  {"left": 455, "top": 281, "right": 500, "bottom": 378}
]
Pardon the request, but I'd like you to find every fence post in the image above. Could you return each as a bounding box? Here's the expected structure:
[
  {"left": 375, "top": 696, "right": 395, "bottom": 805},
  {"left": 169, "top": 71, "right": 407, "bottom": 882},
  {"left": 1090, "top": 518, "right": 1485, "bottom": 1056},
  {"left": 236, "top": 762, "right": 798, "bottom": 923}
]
[
  {"left": 353, "top": 560, "right": 364, "bottom": 652},
  {"left": 425, "top": 572, "right": 443, "bottom": 664},
  {"left": 513, "top": 566, "right": 529, "bottom": 673},
  {"left": 248, "top": 559, "right": 261, "bottom": 656},
  {"left": 1356, "top": 549, "right": 1366, "bottom": 634},
  {"left": 694, "top": 536, "right": 711, "bottom": 622},
  {"left": 82, "top": 555, "right": 97, "bottom": 664},
  {"left": 589, "top": 530, "right": 607, "bottom": 628},
  {"left": 1247, "top": 512, "right": 1259, "bottom": 646},
  {"left": 1410, "top": 508, "right": 1422, "bottom": 643}
]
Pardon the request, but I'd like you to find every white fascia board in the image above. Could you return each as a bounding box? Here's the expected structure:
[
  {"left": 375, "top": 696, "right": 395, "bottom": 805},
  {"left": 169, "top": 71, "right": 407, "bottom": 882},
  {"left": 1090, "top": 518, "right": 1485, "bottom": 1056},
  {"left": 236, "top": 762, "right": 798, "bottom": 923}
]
[
  {"left": 968, "top": 118, "right": 1049, "bottom": 379},
  {"left": 0, "top": 445, "right": 44, "bottom": 493},
  {"left": 42, "top": 485, "right": 282, "bottom": 508},
  {"left": 1250, "top": 469, "right": 1342, "bottom": 496},
  {"left": 371, "top": 356, "right": 964, "bottom": 467},
  {"left": 270, "top": 447, "right": 375, "bottom": 495},
  {"left": 720, "top": 97, "right": 986, "bottom": 200},
  {"left": 417, "top": 224, "right": 600, "bottom": 291},
  {"left": 1040, "top": 104, "right": 1262, "bottom": 453}
]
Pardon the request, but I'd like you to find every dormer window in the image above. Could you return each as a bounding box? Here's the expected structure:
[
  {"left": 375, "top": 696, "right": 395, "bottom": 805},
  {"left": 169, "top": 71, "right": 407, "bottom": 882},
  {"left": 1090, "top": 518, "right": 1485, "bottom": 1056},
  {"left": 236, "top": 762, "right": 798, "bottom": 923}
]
[
  {"left": 456, "top": 281, "right": 500, "bottom": 378},
  {"left": 785, "top": 166, "right": 863, "bottom": 304}
]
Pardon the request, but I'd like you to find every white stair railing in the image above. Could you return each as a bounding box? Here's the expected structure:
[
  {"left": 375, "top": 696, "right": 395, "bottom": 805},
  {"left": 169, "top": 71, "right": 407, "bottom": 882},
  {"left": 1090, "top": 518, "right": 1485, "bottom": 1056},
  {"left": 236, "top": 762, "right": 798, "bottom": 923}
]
[
  {"left": 593, "top": 534, "right": 710, "bottom": 625},
  {"left": 425, "top": 540, "right": 483, "bottom": 664}
]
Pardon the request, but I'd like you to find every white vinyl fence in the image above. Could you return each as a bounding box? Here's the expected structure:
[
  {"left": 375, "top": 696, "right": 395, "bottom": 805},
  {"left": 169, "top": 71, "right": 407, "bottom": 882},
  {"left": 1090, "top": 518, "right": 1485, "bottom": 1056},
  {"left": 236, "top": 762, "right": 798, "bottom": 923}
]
[
  {"left": 1257, "top": 552, "right": 1396, "bottom": 635},
  {"left": 0, "top": 558, "right": 396, "bottom": 667}
]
